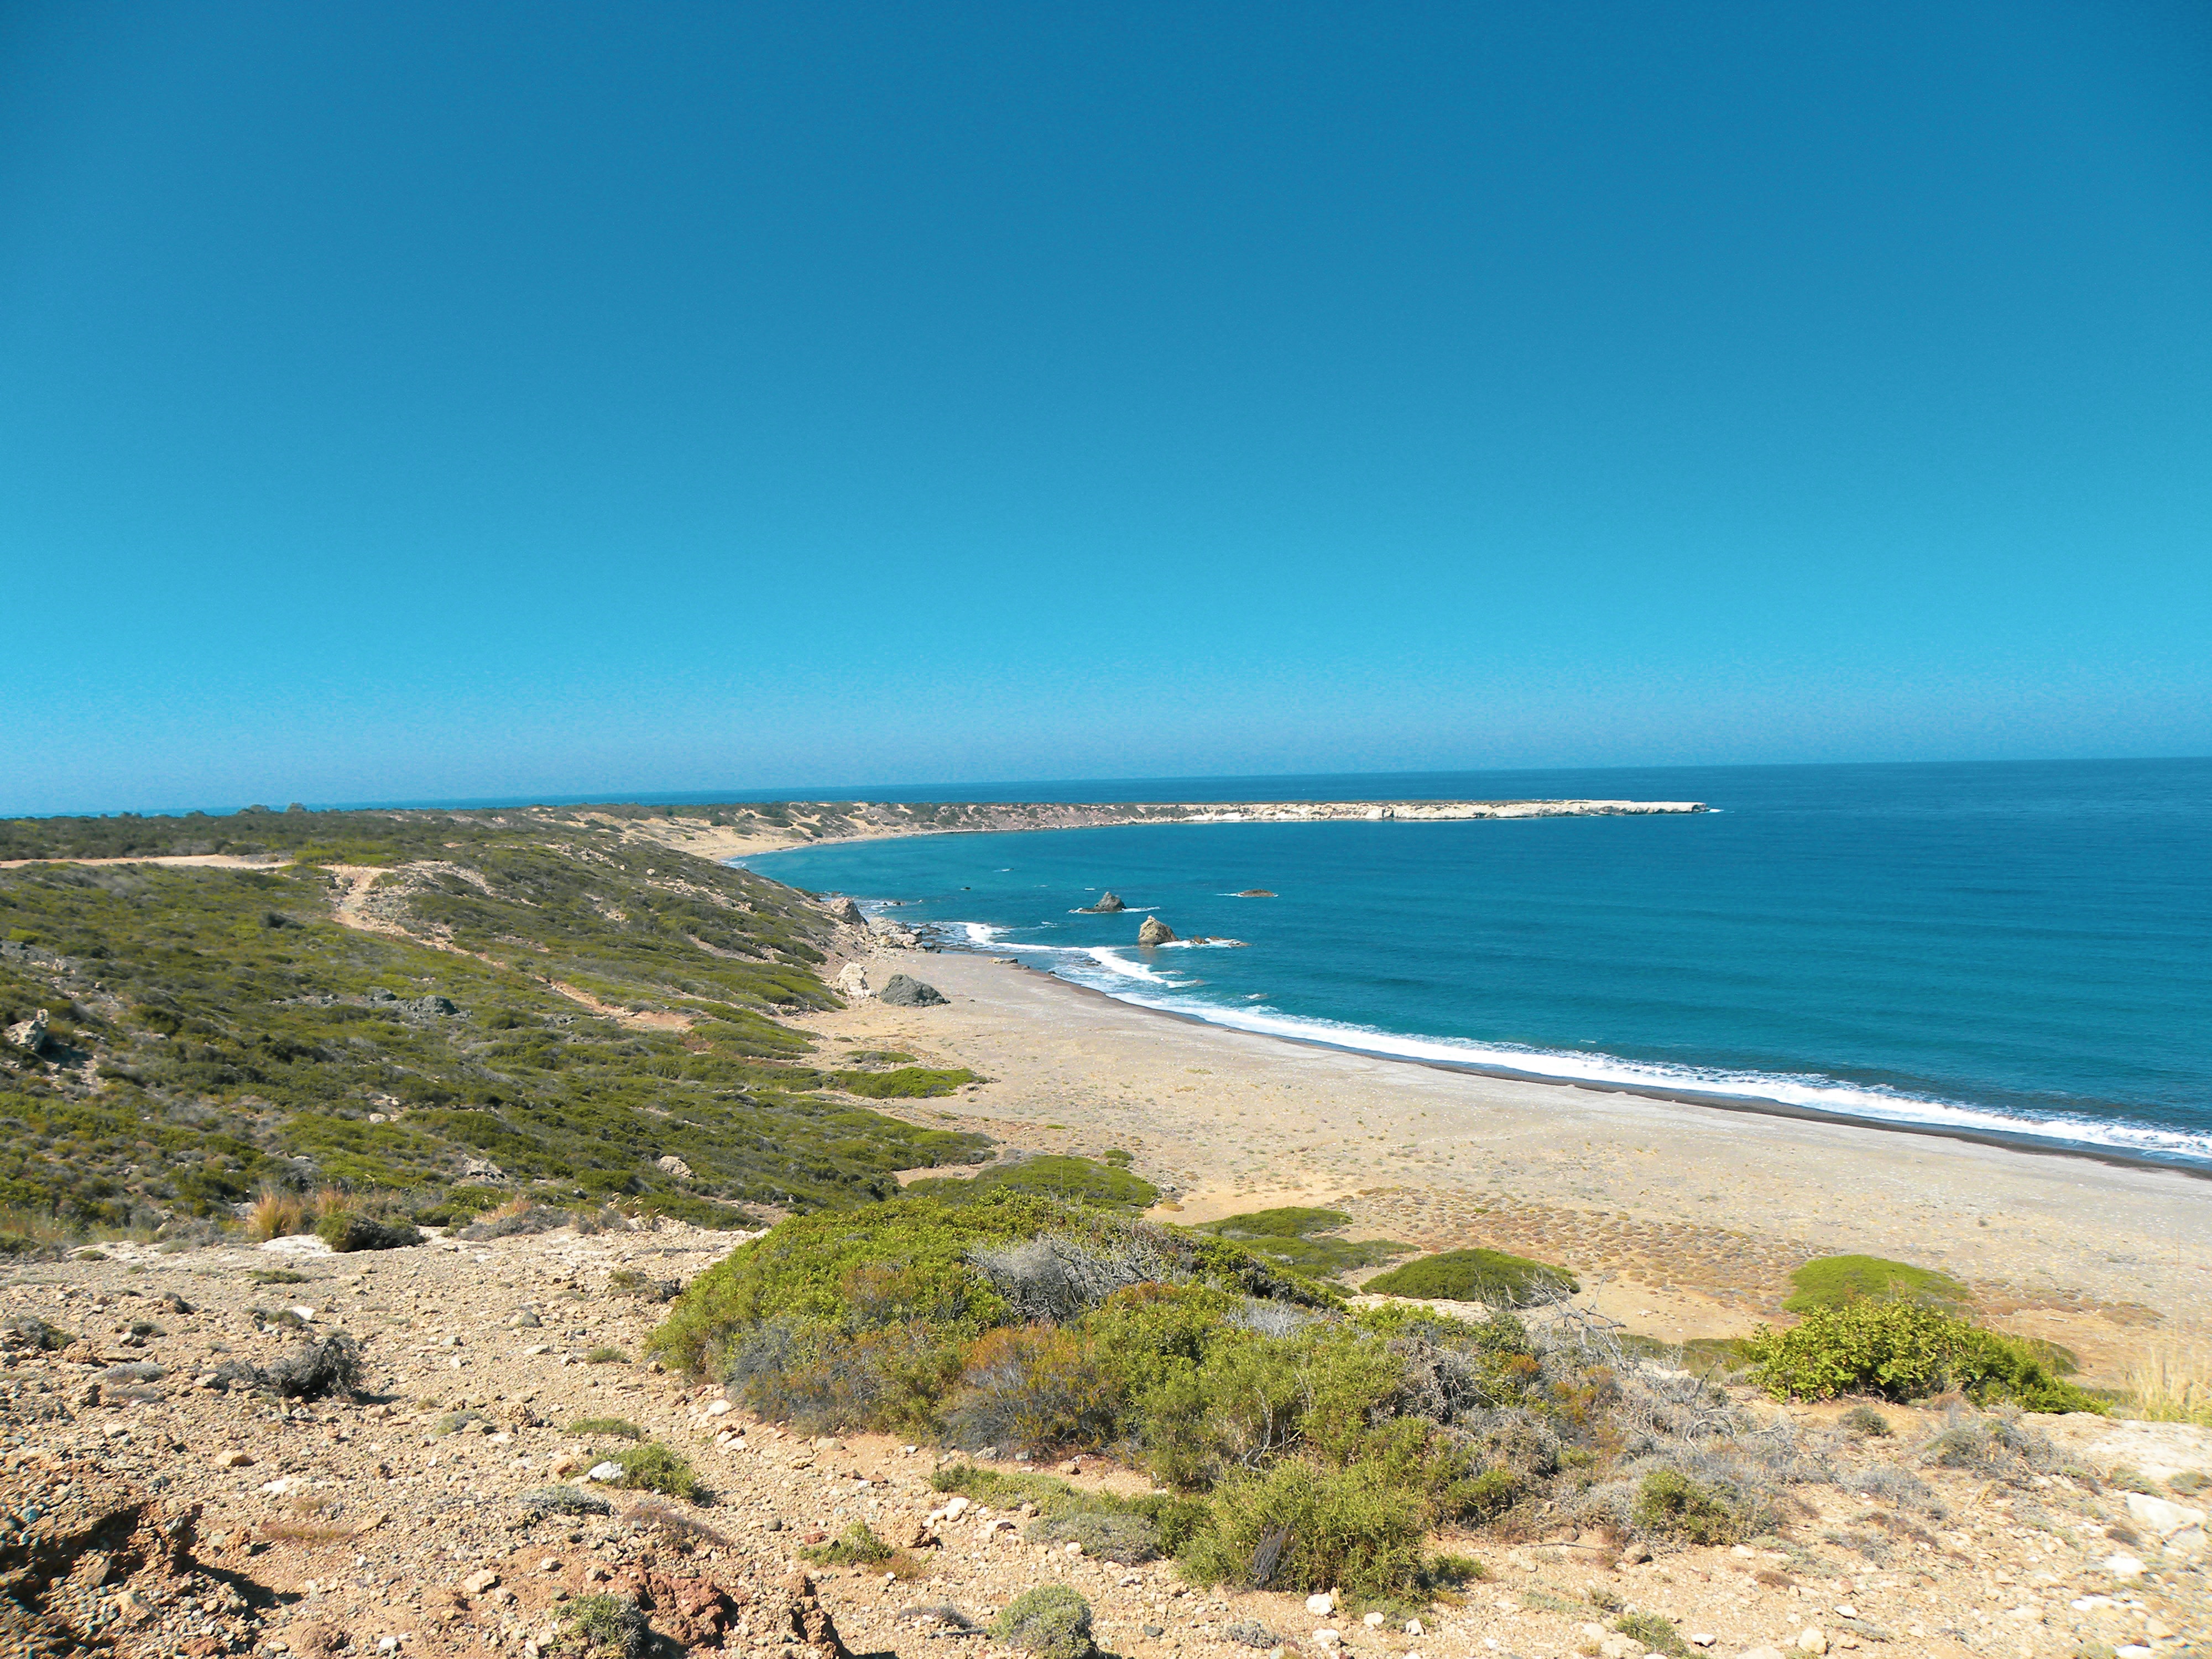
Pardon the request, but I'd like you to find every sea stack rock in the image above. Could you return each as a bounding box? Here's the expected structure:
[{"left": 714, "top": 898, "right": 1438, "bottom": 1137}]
[
  {"left": 878, "top": 973, "right": 948, "bottom": 1007},
  {"left": 1086, "top": 892, "right": 1128, "bottom": 913},
  {"left": 1137, "top": 916, "right": 1177, "bottom": 946}
]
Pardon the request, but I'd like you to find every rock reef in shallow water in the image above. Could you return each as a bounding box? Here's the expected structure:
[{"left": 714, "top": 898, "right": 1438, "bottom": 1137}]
[{"left": 1082, "top": 892, "right": 1127, "bottom": 913}]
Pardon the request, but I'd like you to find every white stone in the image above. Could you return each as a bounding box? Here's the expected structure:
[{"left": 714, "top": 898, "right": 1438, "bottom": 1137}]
[
  {"left": 2122, "top": 1490, "right": 2206, "bottom": 1538},
  {"left": 1738, "top": 1650, "right": 1788, "bottom": 1659},
  {"left": 259, "top": 1475, "right": 309, "bottom": 1495},
  {"left": 655, "top": 1155, "right": 693, "bottom": 1178},
  {"left": 1832, "top": 1605, "right": 1855, "bottom": 1618},
  {"left": 1689, "top": 1638, "right": 1715, "bottom": 1650},
  {"left": 1312, "top": 1631, "right": 1340, "bottom": 1649},
  {"left": 1797, "top": 1634, "right": 1828, "bottom": 1656},
  {"left": 1306, "top": 1594, "right": 1335, "bottom": 1616},
  {"left": 586, "top": 1461, "right": 623, "bottom": 1482},
  {"left": 943, "top": 1496, "right": 971, "bottom": 1519},
  {"left": 1363, "top": 1614, "right": 1385, "bottom": 1629},
  {"left": 706, "top": 1400, "right": 732, "bottom": 1416},
  {"left": 1403, "top": 1620, "right": 1423, "bottom": 1637},
  {"left": 2104, "top": 1552, "right": 2146, "bottom": 1578}
]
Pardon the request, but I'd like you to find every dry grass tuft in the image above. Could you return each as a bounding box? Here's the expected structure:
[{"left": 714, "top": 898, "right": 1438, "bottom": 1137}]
[
  {"left": 2123, "top": 1342, "right": 2212, "bottom": 1426},
  {"left": 248, "top": 1186, "right": 311, "bottom": 1242}
]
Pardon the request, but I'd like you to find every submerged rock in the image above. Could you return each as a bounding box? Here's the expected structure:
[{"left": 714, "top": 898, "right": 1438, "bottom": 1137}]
[
  {"left": 878, "top": 974, "right": 948, "bottom": 1008},
  {"left": 1236, "top": 889, "right": 1276, "bottom": 898},
  {"left": 1136, "top": 917, "right": 1177, "bottom": 946}
]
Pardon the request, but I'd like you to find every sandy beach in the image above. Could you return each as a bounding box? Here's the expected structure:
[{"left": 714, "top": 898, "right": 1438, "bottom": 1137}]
[{"left": 813, "top": 948, "right": 2208, "bottom": 1385}]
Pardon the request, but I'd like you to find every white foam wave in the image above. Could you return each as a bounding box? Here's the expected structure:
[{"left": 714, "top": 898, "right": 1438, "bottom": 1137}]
[
  {"left": 934, "top": 916, "right": 2212, "bottom": 1166},
  {"left": 1076, "top": 980, "right": 2212, "bottom": 1164}
]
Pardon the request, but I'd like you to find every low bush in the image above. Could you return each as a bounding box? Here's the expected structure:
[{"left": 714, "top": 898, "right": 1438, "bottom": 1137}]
[
  {"left": 570, "top": 1416, "right": 645, "bottom": 1441},
  {"left": 1361, "top": 1248, "right": 1577, "bottom": 1306},
  {"left": 1615, "top": 1611, "right": 1693, "bottom": 1658},
  {"left": 1025, "top": 1507, "right": 1160, "bottom": 1563},
  {"left": 585, "top": 1346, "right": 628, "bottom": 1365},
  {"left": 1191, "top": 1207, "right": 1408, "bottom": 1281},
  {"left": 1181, "top": 1455, "right": 1430, "bottom": 1598},
  {"left": 1840, "top": 1405, "right": 1893, "bottom": 1438},
  {"left": 1783, "top": 1255, "right": 1969, "bottom": 1314},
  {"left": 1746, "top": 1301, "right": 2104, "bottom": 1413},
  {"left": 601, "top": 1442, "right": 702, "bottom": 1501},
  {"left": 801, "top": 1519, "right": 893, "bottom": 1565},
  {"left": 315, "top": 1211, "right": 423, "bottom": 1252},
  {"left": 992, "top": 1584, "right": 1096, "bottom": 1659},
  {"left": 907, "top": 1155, "right": 1159, "bottom": 1212},
  {"left": 1632, "top": 1468, "right": 1747, "bottom": 1546},
  {"left": 559, "top": 1592, "right": 648, "bottom": 1659}
]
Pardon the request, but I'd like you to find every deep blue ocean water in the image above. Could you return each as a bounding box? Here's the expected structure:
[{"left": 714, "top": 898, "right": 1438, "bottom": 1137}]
[{"left": 743, "top": 759, "right": 2212, "bottom": 1168}]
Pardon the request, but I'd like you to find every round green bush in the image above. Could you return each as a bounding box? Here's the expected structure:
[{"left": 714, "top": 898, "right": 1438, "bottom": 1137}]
[
  {"left": 993, "top": 1585, "right": 1097, "bottom": 1659},
  {"left": 1361, "top": 1247, "right": 1576, "bottom": 1306},
  {"left": 1782, "top": 1254, "right": 1967, "bottom": 1313}
]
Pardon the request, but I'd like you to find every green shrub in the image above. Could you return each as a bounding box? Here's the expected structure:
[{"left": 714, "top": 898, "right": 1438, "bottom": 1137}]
[
  {"left": 1191, "top": 1208, "right": 1408, "bottom": 1280},
  {"left": 801, "top": 1519, "right": 893, "bottom": 1565},
  {"left": 828, "top": 1066, "right": 978, "bottom": 1099},
  {"left": 602, "top": 1442, "right": 702, "bottom": 1501},
  {"left": 992, "top": 1585, "right": 1097, "bottom": 1659},
  {"left": 1181, "top": 1456, "right": 1430, "bottom": 1598},
  {"left": 1632, "top": 1468, "right": 1746, "bottom": 1546},
  {"left": 1783, "top": 1254, "right": 1968, "bottom": 1313},
  {"left": 570, "top": 1416, "right": 645, "bottom": 1441},
  {"left": 907, "top": 1155, "right": 1159, "bottom": 1212},
  {"left": 1362, "top": 1248, "right": 1577, "bottom": 1306},
  {"left": 315, "top": 1211, "right": 423, "bottom": 1252},
  {"left": 1026, "top": 1508, "right": 1160, "bottom": 1563},
  {"left": 945, "top": 1324, "right": 1117, "bottom": 1453},
  {"left": 1840, "top": 1404, "right": 1892, "bottom": 1438},
  {"left": 1615, "top": 1611, "right": 1693, "bottom": 1658},
  {"left": 1746, "top": 1301, "right": 2105, "bottom": 1413},
  {"left": 1424, "top": 1552, "right": 1487, "bottom": 1588},
  {"left": 584, "top": 1346, "right": 628, "bottom": 1365},
  {"left": 559, "top": 1592, "right": 648, "bottom": 1659}
]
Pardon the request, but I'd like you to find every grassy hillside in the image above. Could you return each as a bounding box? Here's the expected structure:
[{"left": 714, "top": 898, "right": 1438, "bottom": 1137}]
[{"left": 0, "top": 807, "right": 989, "bottom": 1235}]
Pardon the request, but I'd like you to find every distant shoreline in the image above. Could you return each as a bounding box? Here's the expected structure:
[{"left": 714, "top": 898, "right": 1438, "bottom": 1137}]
[
  {"left": 987, "top": 956, "right": 2212, "bottom": 1182},
  {"left": 632, "top": 795, "right": 1710, "bottom": 862}
]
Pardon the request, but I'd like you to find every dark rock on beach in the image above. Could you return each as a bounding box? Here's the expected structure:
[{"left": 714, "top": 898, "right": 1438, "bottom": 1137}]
[{"left": 878, "top": 973, "right": 948, "bottom": 1007}]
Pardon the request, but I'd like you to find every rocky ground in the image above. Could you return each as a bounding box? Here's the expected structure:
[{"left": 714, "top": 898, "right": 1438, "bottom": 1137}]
[{"left": 0, "top": 1222, "right": 2204, "bottom": 1659}]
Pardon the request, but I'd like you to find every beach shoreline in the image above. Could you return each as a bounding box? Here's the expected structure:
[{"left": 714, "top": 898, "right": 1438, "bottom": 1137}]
[
  {"left": 964, "top": 952, "right": 2212, "bottom": 1182},
  {"left": 808, "top": 947, "right": 2209, "bottom": 1380}
]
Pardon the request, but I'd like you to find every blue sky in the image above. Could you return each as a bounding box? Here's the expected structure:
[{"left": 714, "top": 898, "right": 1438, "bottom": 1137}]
[{"left": 3, "top": 2, "right": 2208, "bottom": 814}]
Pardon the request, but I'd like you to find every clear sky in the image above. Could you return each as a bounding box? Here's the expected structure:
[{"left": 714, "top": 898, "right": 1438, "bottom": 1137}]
[{"left": 3, "top": 2, "right": 2208, "bottom": 814}]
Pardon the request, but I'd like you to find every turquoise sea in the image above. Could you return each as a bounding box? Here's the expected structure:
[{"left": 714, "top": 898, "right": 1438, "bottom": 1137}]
[{"left": 743, "top": 760, "right": 2212, "bottom": 1171}]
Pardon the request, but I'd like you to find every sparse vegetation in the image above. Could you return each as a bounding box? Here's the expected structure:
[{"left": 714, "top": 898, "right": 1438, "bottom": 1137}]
[
  {"left": 597, "top": 1441, "right": 703, "bottom": 1501},
  {"left": 801, "top": 1519, "right": 894, "bottom": 1565},
  {"left": 651, "top": 1188, "right": 1807, "bottom": 1600},
  {"left": 1192, "top": 1207, "right": 1408, "bottom": 1280},
  {"left": 0, "top": 807, "right": 992, "bottom": 1234},
  {"left": 569, "top": 1416, "right": 646, "bottom": 1441}
]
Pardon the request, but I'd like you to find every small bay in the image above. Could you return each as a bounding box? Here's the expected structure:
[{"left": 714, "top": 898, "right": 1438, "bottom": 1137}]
[{"left": 746, "top": 758, "right": 2212, "bottom": 1168}]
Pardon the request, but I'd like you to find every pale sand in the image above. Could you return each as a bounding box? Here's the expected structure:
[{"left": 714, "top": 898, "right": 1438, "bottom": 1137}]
[{"left": 807, "top": 950, "right": 2208, "bottom": 1383}]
